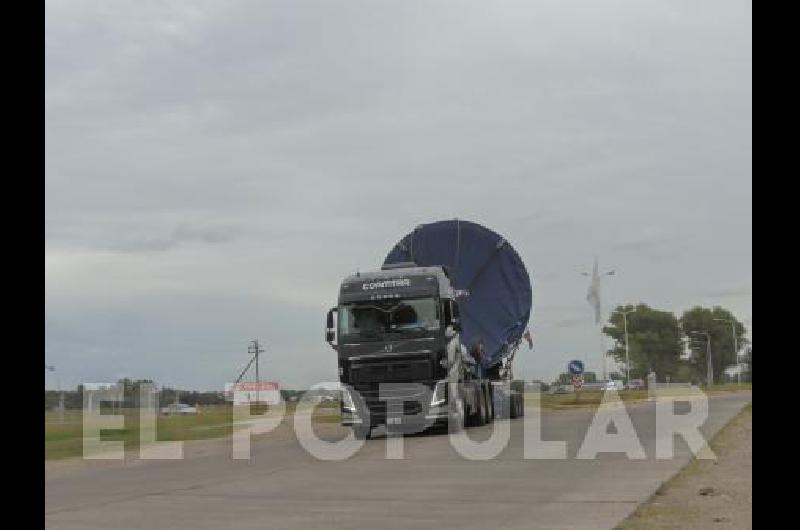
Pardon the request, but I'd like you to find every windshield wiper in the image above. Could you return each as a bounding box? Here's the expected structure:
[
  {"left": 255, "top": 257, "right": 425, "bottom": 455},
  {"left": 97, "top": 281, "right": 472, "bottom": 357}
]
[{"left": 389, "top": 325, "right": 431, "bottom": 333}]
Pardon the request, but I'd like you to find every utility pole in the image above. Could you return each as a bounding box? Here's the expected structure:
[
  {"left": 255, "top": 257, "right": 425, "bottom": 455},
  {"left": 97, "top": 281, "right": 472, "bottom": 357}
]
[
  {"left": 582, "top": 258, "right": 615, "bottom": 382},
  {"left": 58, "top": 372, "right": 64, "bottom": 424},
  {"left": 45, "top": 365, "right": 64, "bottom": 423},
  {"left": 714, "top": 318, "right": 740, "bottom": 385},
  {"left": 248, "top": 340, "right": 265, "bottom": 403},
  {"left": 691, "top": 331, "right": 713, "bottom": 387},
  {"left": 620, "top": 308, "right": 637, "bottom": 387}
]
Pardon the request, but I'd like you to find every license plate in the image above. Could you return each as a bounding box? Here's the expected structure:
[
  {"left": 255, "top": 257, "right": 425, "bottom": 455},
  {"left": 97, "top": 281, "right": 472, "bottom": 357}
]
[{"left": 387, "top": 417, "right": 402, "bottom": 425}]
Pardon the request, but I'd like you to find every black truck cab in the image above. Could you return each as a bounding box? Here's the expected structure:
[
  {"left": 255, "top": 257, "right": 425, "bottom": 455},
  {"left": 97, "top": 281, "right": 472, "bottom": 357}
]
[{"left": 325, "top": 263, "right": 471, "bottom": 436}]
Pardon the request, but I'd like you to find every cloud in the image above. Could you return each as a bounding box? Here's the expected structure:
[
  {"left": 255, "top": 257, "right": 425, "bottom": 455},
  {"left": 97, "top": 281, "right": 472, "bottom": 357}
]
[
  {"left": 45, "top": 0, "right": 751, "bottom": 388},
  {"left": 552, "top": 318, "right": 589, "bottom": 329},
  {"left": 704, "top": 288, "right": 752, "bottom": 299},
  {"left": 115, "top": 224, "right": 242, "bottom": 253},
  {"left": 610, "top": 226, "right": 684, "bottom": 258}
]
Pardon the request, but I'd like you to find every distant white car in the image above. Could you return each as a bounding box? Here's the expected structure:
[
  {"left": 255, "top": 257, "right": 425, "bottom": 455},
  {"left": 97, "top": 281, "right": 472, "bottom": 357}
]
[
  {"left": 603, "top": 380, "right": 622, "bottom": 391},
  {"left": 160, "top": 403, "right": 198, "bottom": 416},
  {"left": 626, "top": 379, "right": 646, "bottom": 390}
]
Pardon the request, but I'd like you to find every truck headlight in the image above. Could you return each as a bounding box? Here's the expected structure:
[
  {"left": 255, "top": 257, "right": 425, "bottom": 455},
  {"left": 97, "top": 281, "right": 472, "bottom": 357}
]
[
  {"left": 341, "top": 388, "right": 357, "bottom": 412},
  {"left": 430, "top": 380, "right": 447, "bottom": 407}
]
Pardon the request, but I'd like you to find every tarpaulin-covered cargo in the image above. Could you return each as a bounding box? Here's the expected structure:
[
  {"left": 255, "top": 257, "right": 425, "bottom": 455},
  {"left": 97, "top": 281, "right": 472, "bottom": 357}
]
[{"left": 384, "top": 220, "right": 532, "bottom": 370}]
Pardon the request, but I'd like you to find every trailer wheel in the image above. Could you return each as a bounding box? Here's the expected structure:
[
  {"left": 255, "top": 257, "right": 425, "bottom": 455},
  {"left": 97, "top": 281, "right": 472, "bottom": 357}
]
[
  {"left": 509, "top": 394, "right": 519, "bottom": 419},
  {"left": 482, "top": 386, "right": 491, "bottom": 424},
  {"left": 475, "top": 386, "right": 487, "bottom": 426},
  {"left": 464, "top": 396, "right": 474, "bottom": 427}
]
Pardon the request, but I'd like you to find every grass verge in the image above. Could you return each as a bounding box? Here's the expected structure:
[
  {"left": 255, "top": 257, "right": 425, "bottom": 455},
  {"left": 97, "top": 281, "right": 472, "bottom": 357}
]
[
  {"left": 615, "top": 402, "right": 752, "bottom": 529},
  {"left": 528, "top": 383, "right": 751, "bottom": 411}
]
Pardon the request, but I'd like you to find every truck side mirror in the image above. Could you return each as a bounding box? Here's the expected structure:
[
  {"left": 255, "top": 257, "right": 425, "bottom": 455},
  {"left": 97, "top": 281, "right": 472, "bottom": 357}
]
[{"left": 325, "top": 308, "right": 337, "bottom": 346}]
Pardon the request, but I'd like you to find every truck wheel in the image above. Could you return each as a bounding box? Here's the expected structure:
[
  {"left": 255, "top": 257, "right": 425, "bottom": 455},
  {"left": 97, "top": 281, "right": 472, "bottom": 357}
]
[
  {"left": 449, "top": 398, "right": 465, "bottom": 434},
  {"left": 481, "top": 387, "right": 490, "bottom": 425},
  {"left": 486, "top": 385, "right": 494, "bottom": 423},
  {"left": 353, "top": 425, "right": 371, "bottom": 440}
]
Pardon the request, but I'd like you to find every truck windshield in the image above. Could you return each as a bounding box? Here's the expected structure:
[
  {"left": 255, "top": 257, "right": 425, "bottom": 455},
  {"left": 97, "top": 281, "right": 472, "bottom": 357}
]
[{"left": 339, "top": 298, "right": 439, "bottom": 341}]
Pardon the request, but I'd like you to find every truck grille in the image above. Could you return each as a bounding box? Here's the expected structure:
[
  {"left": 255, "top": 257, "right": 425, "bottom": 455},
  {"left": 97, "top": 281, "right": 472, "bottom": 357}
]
[{"left": 352, "top": 383, "right": 431, "bottom": 420}]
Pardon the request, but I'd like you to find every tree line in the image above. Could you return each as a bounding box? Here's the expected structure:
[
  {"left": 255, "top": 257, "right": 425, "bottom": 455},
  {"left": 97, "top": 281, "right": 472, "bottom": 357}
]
[
  {"left": 44, "top": 379, "right": 328, "bottom": 410},
  {"left": 602, "top": 304, "right": 750, "bottom": 384},
  {"left": 45, "top": 378, "right": 229, "bottom": 410}
]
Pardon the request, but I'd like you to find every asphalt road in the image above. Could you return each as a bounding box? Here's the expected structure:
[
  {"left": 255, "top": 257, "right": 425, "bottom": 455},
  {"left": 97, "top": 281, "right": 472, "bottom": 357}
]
[{"left": 45, "top": 391, "right": 751, "bottom": 530}]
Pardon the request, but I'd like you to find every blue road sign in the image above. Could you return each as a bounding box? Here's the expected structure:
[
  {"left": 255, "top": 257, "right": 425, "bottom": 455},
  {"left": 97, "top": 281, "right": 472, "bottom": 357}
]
[{"left": 568, "top": 360, "right": 584, "bottom": 376}]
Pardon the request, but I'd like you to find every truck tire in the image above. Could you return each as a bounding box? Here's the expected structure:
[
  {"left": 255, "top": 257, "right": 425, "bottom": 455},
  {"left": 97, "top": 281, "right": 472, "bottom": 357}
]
[
  {"left": 481, "top": 386, "right": 490, "bottom": 425},
  {"left": 353, "top": 425, "right": 371, "bottom": 440},
  {"left": 486, "top": 385, "right": 494, "bottom": 423},
  {"left": 464, "top": 399, "right": 474, "bottom": 427},
  {"left": 449, "top": 397, "right": 465, "bottom": 434}
]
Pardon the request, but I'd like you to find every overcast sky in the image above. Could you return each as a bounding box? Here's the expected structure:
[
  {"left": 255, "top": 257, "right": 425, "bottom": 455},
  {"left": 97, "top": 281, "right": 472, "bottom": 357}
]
[{"left": 45, "top": 0, "right": 751, "bottom": 390}]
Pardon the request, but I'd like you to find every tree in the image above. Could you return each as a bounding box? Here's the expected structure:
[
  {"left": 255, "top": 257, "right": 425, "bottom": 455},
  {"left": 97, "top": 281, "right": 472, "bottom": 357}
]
[
  {"left": 115, "top": 378, "right": 156, "bottom": 407},
  {"left": 603, "top": 304, "right": 683, "bottom": 382},
  {"left": 556, "top": 371, "right": 593, "bottom": 384},
  {"left": 280, "top": 389, "right": 307, "bottom": 402},
  {"left": 679, "top": 306, "right": 748, "bottom": 384}
]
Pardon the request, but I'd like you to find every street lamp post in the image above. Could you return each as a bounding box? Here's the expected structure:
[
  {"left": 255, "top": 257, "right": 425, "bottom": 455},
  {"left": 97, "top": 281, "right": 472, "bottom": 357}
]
[
  {"left": 690, "top": 331, "right": 713, "bottom": 387},
  {"left": 45, "top": 364, "right": 64, "bottom": 423},
  {"left": 714, "top": 318, "right": 740, "bottom": 385},
  {"left": 620, "top": 308, "right": 637, "bottom": 387},
  {"left": 581, "top": 259, "right": 615, "bottom": 382}
]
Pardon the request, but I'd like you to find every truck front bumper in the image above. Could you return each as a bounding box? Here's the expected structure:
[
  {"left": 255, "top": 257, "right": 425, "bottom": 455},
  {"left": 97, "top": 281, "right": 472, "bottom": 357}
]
[
  {"left": 341, "top": 406, "right": 450, "bottom": 429},
  {"left": 424, "top": 404, "right": 450, "bottom": 422}
]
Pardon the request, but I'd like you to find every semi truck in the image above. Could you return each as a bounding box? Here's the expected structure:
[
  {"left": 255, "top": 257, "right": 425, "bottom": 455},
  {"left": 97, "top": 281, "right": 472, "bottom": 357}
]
[{"left": 325, "top": 219, "right": 532, "bottom": 439}]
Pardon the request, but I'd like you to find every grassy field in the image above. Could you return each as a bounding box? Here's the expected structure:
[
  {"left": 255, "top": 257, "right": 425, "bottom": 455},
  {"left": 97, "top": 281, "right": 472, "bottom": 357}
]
[
  {"left": 701, "top": 382, "right": 753, "bottom": 393},
  {"left": 45, "top": 402, "right": 341, "bottom": 461}
]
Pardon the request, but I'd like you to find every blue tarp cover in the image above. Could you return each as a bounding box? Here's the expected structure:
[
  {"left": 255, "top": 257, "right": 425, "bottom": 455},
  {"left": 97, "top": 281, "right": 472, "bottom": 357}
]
[{"left": 384, "top": 220, "right": 532, "bottom": 369}]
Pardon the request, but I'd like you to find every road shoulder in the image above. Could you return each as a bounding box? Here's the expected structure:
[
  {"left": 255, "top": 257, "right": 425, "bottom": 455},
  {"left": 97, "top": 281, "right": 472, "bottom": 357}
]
[{"left": 616, "top": 402, "right": 752, "bottom": 529}]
